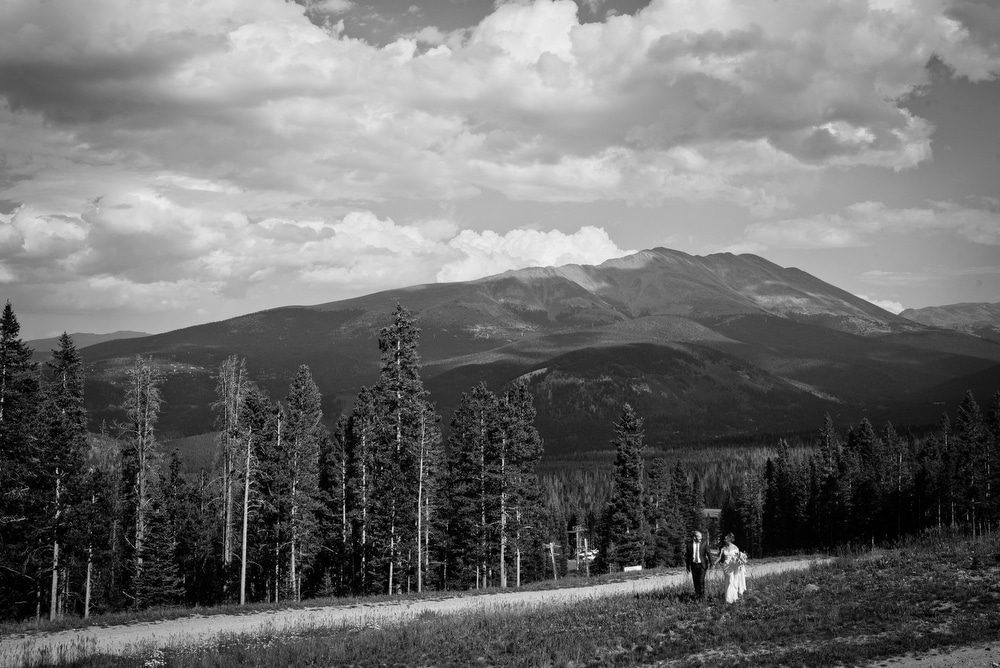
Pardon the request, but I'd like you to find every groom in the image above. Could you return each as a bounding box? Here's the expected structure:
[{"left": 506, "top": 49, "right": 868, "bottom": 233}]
[{"left": 685, "top": 530, "right": 713, "bottom": 599}]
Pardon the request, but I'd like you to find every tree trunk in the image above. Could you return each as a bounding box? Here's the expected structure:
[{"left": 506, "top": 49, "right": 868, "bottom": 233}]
[
  {"left": 48, "top": 540, "right": 59, "bottom": 621},
  {"left": 416, "top": 422, "right": 425, "bottom": 593},
  {"left": 500, "top": 447, "right": 507, "bottom": 589},
  {"left": 240, "top": 430, "right": 253, "bottom": 606},
  {"left": 84, "top": 544, "right": 92, "bottom": 620},
  {"left": 49, "top": 471, "right": 61, "bottom": 621}
]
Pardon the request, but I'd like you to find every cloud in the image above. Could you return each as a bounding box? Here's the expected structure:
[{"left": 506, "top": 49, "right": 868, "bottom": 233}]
[
  {"left": 855, "top": 294, "right": 905, "bottom": 314},
  {"left": 438, "top": 225, "right": 632, "bottom": 282},
  {"left": 738, "top": 201, "right": 1000, "bottom": 250},
  {"left": 0, "top": 196, "right": 629, "bottom": 315},
  {"left": 307, "top": 0, "right": 354, "bottom": 14},
  {"left": 862, "top": 264, "right": 1000, "bottom": 288},
  {"left": 1, "top": 0, "right": 998, "bottom": 216}
]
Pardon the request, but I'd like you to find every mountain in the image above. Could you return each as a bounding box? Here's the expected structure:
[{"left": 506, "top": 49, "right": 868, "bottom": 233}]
[
  {"left": 74, "top": 249, "right": 1000, "bottom": 455},
  {"left": 28, "top": 330, "right": 150, "bottom": 358},
  {"left": 900, "top": 302, "right": 1000, "bottom": 341}
]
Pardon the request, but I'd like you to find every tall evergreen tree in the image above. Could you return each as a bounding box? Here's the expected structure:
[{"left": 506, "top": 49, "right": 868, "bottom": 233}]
[
  {"left": 237, "top": 383, "right": 278, "bottom": 604},
  {"left": 601, "top": 403, "right": 649, "bottom": 570},
  {"left": 499, "top": 381, "right": 544, "bottom": 587},
  {"left": 670, "top": 461, "right": 693, "bottom": 534},
  {"left": 40, "top": 333, "right": 88, "bottom": 619},
  {"left": 447, "top": 383, "right": 502, "bottom": 589},
  {"left": 282, "top": 365, "right": 325, "bottom": 601},
  {"left": 846, "top": 418, "right": 880, "bottom": 544},
  {"left": 161, "top": 450, "right": 201, "bottom": 606},
  {"left": 647, "top": 457, "right": 683, "bottom": 566},
  {"left": 690, "top": 474, "right": 707, "bottom": 539},
  {"left": 987, "top": 392, "right": 1000, "bottom": 523},
  {"left": 955, "top": 391, "right": 987, "bottom": 532},
  {"left": 134, "top": 483, "right": 184, "bottom": 610},
  {"left": 346, "top": 385, "right": 381, "bottom": 594},
  {"left": 317, "top": 415, "right": 351, "bottom": 595},
  {"left": 369, "top": 305, "right": 442, "bottom": 594},
  {"left": 0, "top": 302, "right": 42, "bottom": 620}
]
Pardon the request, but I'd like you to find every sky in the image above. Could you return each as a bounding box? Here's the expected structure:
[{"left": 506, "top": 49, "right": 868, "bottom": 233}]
[{"left": 1, "top": 0, "right": 999, "bottom": 340}]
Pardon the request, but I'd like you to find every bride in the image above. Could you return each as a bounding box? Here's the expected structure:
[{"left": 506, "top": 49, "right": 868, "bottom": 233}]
[{"left": 717, "top": 533, "right": 746, "bottom": 604}]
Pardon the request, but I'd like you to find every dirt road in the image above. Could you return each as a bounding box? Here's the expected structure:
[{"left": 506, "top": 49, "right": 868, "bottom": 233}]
[{"left": 1, "top": 559, "right": 829, "bottom": 666}]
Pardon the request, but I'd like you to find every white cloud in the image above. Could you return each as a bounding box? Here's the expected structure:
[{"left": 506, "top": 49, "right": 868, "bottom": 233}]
[
  {"left": 740, "top": 201, "right": 1000, "bottom": 250},
  {"left": 439, "top": 225, "right": 632, "bottom": 282},
  {"left": 0, "top": 194, "right": 630, "bottom": 315},
  {"left": 856, "top": 294, "right": 905, "bottom": 314}
]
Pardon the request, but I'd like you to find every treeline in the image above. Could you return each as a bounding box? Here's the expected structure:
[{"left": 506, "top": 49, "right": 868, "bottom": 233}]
[
  {"left": 583, "top": 392, "right": 1000, "bottom": 573},
  {"left": 0, "top": 303, "right": 558, "bottom": 620},
  {"left": 721, "top": 401, "right": 1000, "bottom": 557},
  {"left": 3, "top": 297, "right": 998, "bottom": 621}
]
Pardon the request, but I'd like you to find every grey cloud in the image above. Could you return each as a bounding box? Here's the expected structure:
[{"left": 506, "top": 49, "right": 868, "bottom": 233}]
[
  {"left": 0, "top": 32, "right": 227, "bottom": 126},
  {"left": 947, "top": 1, "right": 1000, "bottom": 61}
]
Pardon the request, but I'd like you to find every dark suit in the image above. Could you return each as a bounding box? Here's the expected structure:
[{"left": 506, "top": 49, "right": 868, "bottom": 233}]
[{"left": 685, "top": 539, "right": 713, "bottom": 598}]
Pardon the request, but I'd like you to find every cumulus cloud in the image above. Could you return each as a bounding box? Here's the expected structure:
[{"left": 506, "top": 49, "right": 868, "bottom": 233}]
[
  {"left": 439, "top": 226, "right": 632, "bottom": 282},
  {"left": 856, "top": 294, "right": 905, "bottom": 314},
  {"left": 738, "top": 201, "right": 1000, "bottom": 250},
  {"left": 2, "top": 0, "right": 998, "bottom": 214},
  {"left": 0, "top": 197, "right": 629, "bottom": 316}
]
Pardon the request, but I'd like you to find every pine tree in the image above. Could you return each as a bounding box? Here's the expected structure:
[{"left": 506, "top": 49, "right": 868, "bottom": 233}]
[
  {"left": 0, "top": 302, "right": 42, "bottom": 620},
  {"left": 670, "top": 460, "right": 693, "bottom": 534},
  {"left": 499, "top": 381, "right": 543, "bottom": 587},
  {"left": 282, "top": 365, "right": 325, "bottom": 601},
  {"left": 161, "top": 450, "right": 197, "bottom": 606},
  {"left": 446, "top": 383, "right": 502, "bottom": 589},
  {"left": 734, "top": 470, "right": 764, "bottom": 556},
  {"left": 813, "top": 414, "right": 852, "bottom": 548},
  {"left": 602, "top": 403, "right": 649, "bottom": 570},
  {"left": 646, "top": 457, "right": 680, "bottom": 566},
  {"left": 317, "top": 416, "right": 351, "bottom": 595},
  {"left": 368, "top": 305, "right": 442, "bottom": 594},
  {"left": 413, "top": 398, "right": 444, "bottom": 592},
  {"left": 237, "top": 382, "right": 277, "bottom": 604},
  {"left": 134, "top": 488, "right": 184, "bottom": 609},
  {"left": 955, "top": 391, "right": 987, "bottom": 533},
  {"left": 846, "top": 418, "right": 879, "bottom": 544},
  {"left": 40, "top": 333, "right": 88, "bottom": 619},
  {"left": 987, "top": 392, "right": 1000, "bottom": 524},
  {"left": 690, "top": 474, "right": 707, "bottom": 539}
]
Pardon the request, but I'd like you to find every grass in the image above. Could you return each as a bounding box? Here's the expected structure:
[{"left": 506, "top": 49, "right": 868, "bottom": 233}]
[
  {"left": 16, "top": 534, "right": 1000, "bottom": 668},
  {"left": 0, "top": 562, "right": 687, "bottom": 637}
]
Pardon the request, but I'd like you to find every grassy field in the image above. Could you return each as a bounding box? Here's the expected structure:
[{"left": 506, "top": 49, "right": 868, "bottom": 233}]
[{"left": 26, "top": 532, "right": 1000, "bottom": 667}]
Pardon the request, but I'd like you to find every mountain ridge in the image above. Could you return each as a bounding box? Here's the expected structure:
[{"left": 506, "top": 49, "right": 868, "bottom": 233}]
[
  {"left": 70, "top": 248, "right": 1000, "bottom": 454},
  {"left": 900, "top": 301, "right": 1000, "bottom": 340}
]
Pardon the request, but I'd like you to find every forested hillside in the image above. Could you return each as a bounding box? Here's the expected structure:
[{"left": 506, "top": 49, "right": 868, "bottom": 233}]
[
  {"left": 2, "top": 300, "right": 998, "bottom": 624},
  {"left": 70, "top": 249, "right": 1000, "bottom": 453}
]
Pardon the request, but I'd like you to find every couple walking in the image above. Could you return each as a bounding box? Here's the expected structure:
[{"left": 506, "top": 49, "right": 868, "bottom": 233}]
[{"left": 685, "top": 530, "right": 746, "bottom": 604}]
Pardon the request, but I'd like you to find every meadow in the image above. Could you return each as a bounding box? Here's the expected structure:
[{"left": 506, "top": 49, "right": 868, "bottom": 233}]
[{"left": 14, "top": 532, "right": 1000, "bottom": 668}]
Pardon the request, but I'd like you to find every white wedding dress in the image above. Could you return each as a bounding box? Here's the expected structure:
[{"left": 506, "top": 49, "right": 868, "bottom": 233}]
[{"left": 719, "top": 544, "right": 746, "bottom": 604}]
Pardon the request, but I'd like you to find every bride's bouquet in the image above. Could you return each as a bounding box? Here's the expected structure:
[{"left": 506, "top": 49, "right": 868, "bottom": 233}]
[{"left": 735, "top": 551, "right": 749, "bottom": 567}]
